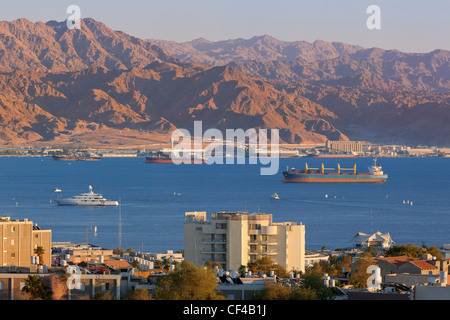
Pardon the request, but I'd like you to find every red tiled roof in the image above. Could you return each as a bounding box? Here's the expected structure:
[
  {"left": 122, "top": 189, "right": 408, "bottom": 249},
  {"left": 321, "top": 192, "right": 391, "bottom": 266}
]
[
  {"left": 408, "top": 260, "right": 438, "bottom": 270},
  {"left": 105, "top": 259, "right": 131, "bottom": 269},
  {"left": 375, "top": 256, "right": 412, "bottom": 266}
]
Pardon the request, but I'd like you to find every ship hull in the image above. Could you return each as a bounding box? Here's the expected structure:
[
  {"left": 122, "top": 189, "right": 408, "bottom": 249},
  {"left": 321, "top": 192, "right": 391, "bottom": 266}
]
[
  {"left": 52, "top": 156, "right": 101, "bottom": 161},
  {"left": 54, "top": 199, "right": 119, "bottom": 206},
  {"left": 145, "top": 157, "right": 173, "bottom": 163},
  {"left": 145, "top": 156, "right": 206, "bottom": 164},
  {"left": 282, "top": 173, "right": 387, "bottom": 183},
  {"left": 308, "top": 155, "right": 359, "bottom": 158},
  {"left": 52, "top": 156, "right": 78, "bottom": 161}
]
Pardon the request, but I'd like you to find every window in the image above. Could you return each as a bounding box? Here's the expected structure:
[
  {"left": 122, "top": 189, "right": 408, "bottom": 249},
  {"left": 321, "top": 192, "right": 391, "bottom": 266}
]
[
  {"left": 215, "top": 223, "right": 227, "bottom": 230},
  {"left": 10, "top": 239, "right": 14, "bottom": 246},
  {"left": 0, "top": 281, "right": 4, "bottom": 290},
  {"left": 250, "top": 224, "right": 261, "bottom": 230},
  {"left": 11, "top": 226, "right": 15, "bottom": 232},
  {"left": 10, "top": 252, "right": 15, "bottom": 258}
]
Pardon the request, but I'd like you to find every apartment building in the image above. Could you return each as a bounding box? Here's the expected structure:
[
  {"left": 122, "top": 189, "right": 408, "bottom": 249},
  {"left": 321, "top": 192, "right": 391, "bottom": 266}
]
[
  {"left": 0, "top": 270, "right": 121, "bottom": 300},
  {"left": 325, "top": 140, "right": 364, "bottom": 153},
  {"left": 184, "top": 211, "right": 305, "bottom": 273},
  {"left": 0, "top": 216, "right": 51, "bottom": 268},
  {"left": 52, "top": 243, "right": 114, "bottom": 265}
]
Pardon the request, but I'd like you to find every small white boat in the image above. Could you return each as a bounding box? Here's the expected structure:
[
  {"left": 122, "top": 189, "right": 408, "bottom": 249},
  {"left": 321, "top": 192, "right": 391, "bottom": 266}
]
[
  {"left": 271, "top": 193, "right": 280, "bottom": 200},
  {"left": 53, "top": 185, "right": 119, "bottom": 206},
  {"left": 54, "top": 188, "right": 62, "bottom": 192}
]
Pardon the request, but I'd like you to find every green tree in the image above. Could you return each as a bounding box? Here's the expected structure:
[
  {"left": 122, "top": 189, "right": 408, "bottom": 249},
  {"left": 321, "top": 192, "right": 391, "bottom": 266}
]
[
  {"left": 253, "top": 283, "right": 292, "bottom": 300},
  {"left": 153, "top": 261, "right": 226, "bottom": 300},
  {"left": 301, "top": 274, "right": 334, "bottom": 300},
  {"left": 93, "top": 291, "right": 114, "bottom": 300},
  {"left": 385, "top": 244, "right": 443, "bottom": 260},
  {"left": 305, "top": 254, "right": 352, "bottom": 278},
  {"left": 253, "top": 276, "right": 331, "bottom": 301},
  {"left": 131, "top": 259, "right": 141, "bottom": 270},
  {"left": 290, "top": 287, "right": 319, "bottom": 300},
  {"left": 348, "top": 254, "right": 374, "bottom": 288},
  {"left": 162, "top": 258, "right": 171, "bottom": 271},
  {"left": 247, "top": 261, "right": 259, "bottom": 273},
  {"left": 245, "top": 257, "right": 289, "bottom": 278},
  {"left": 21, "top": 275, "right": 52, "bottom": 300},
  {"left": 34, "top": 246, "right": 45, "bottom": 265},
  {"left": 205, "top": 261, "right": 222, "bottom": 270},
  {"left": 123, "top": 288, "right": 153, "bottom": 300},
  {"left": 113, "top": 248, "right": 126, "bottom": 255},
  {"left": 154, "top": 259, "right": 163, "bottom": 269}
]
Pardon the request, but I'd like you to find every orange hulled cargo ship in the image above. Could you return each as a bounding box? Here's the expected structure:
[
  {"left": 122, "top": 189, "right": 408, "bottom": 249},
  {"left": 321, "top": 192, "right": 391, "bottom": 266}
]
[{"left": 282, "top": 159, "right": 387, "bottom": 183}]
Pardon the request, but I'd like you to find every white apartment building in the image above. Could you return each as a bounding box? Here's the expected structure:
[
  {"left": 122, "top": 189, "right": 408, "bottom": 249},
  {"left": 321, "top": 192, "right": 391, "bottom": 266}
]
[
  {"left": 325, "top": 140, "right": 364, "bottom": 153},
  {"left": 184, "top": 211, "right": 305, "bottom": 273}
]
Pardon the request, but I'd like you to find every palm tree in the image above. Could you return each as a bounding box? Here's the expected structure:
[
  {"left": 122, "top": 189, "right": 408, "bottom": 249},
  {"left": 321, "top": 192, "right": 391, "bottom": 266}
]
[
  {"left": 34, "top": 246, "right": 45, "bottom": 265},
  {"left": 131, "top": 259, "right": 141, "bottom": 270},
  {"left": 22, "top": 275, "right": 52, "bottom": 300},
  {"left": 154, "top": 260, "right": 163, "bottom": 269}
]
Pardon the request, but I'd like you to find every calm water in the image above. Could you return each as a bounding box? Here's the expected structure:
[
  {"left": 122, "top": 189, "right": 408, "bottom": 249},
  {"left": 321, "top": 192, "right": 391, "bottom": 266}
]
[{"left": 0, "top": 156, "right": 448, "bottom": 252}]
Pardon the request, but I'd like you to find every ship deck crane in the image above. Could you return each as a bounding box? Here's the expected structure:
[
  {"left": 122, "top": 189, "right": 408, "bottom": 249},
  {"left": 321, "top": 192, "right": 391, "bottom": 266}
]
[
  {"left": 304, "top": 163, "right": 357, "bottom": 174},
  {"left": 337, "top": 163, "right": 357, "bottom": 174},
  {"left": 305, "top": 163, "right": 337, "bottom": 173}
]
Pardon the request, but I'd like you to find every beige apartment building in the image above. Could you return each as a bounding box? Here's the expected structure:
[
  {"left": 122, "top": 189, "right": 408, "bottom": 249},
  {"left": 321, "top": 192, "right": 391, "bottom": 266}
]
[
  {"left": 326, "top": 140, "right": 364, "bottom": 153},
  {"left": 0, "top": 272, "right": 121, "bottom": 300},
  {"left": 184, "top": 211, "right": 305, "bottom": 273},
  {"left": 0, "top": 216, "right": 51, "bottom": 268}
]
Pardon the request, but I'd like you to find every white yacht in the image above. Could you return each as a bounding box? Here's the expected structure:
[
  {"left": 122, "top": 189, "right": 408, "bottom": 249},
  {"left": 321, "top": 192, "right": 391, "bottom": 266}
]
[
  {"left": 53, "top": 185, "right": 119, "bottom": 206},
  {"left": 271, "top": 193, "right": 280, "bottom": 200}
]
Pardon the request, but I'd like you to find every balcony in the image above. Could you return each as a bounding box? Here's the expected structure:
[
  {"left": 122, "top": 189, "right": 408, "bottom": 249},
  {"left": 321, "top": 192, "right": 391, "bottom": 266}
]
[
  {"left": 202, "top": 247, "right": 227, "bottom": 254},
  {"left": 202, "top": 238, "right": 227, "bottom": 244},
  {"left": 249, "top": 250, "right": 277, "bottom": 255},
  {"left": 249, "top": 240, "right": 277, "bottom": 246}
]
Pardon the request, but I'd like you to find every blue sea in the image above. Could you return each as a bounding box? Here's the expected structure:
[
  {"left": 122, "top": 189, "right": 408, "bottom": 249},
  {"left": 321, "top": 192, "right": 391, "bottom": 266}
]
[{"left": 0, "top": 156, "right": 448, "bottom": 252}]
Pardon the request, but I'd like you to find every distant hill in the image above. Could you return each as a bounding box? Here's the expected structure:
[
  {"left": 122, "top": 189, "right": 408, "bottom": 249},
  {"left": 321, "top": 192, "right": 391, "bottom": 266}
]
[
  {"left": 0, "top": 61, "right": 347, "bottom": 146},
  {"left": 0, "top": 18, "right": 178, "bottom": 73},
  {"left": 152, "top": 36, "right": 450, "bottom": 93},
  {"left": 149, "top": 35, "right": 365, "bottom": 65},
  {"left": 0, "top": 18, "right": 448, "bottom": 147}
]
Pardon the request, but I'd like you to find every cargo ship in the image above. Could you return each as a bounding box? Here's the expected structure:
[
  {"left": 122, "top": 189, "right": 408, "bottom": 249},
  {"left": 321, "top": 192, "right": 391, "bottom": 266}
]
[
  {"left": 52, "top": 155, "right": 78, "bottom": 161},
  {"left": 282, "top": 159, "right": 387, "bottom": 183},
  {"left": 307, "top": 154, "right": 359, "bottom": 159},
  {"left": 145, "top": 152, "right": 173, "bottom": 163},
  {"left": 145, "top": 150, "right": 206, "bottom": 164},
  {"left": 52, "top": 154, "right": 101, "bottom": 161}
]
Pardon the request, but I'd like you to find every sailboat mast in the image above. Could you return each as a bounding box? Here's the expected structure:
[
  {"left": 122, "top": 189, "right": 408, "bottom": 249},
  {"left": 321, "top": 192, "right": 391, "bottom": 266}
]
[{"left": 118, "top": 199, "right": 122, "bottom": 249}]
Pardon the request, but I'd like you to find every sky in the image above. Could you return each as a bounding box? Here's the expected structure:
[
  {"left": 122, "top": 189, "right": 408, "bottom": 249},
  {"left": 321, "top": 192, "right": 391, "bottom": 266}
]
[{"left": 1, "top": 0, "right": 449, "bottom": 53}]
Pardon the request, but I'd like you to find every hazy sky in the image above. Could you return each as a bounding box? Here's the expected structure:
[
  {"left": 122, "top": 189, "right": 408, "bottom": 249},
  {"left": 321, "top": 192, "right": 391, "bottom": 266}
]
[{"left": 1, "top": 0, "right": 449, "bottom": 53}]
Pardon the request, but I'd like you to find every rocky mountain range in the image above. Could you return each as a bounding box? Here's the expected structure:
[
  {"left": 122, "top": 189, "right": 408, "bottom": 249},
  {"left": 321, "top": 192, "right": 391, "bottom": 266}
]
[{"left": 0, "top": 18, "right": 448, "bottom": 147}]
